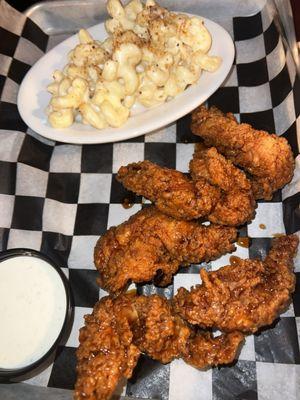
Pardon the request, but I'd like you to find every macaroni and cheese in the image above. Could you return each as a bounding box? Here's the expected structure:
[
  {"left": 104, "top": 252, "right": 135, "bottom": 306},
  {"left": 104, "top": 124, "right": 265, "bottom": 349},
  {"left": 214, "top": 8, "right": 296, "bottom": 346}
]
[{"left": 46, "top": 0, "right": 222, "bottom": 130}]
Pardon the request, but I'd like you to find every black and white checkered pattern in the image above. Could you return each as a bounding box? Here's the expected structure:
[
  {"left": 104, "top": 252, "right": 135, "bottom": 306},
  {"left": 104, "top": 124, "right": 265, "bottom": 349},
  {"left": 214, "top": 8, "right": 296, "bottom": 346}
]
[{"left": 0, "top": 0, "right": 299, "bottom": 398}]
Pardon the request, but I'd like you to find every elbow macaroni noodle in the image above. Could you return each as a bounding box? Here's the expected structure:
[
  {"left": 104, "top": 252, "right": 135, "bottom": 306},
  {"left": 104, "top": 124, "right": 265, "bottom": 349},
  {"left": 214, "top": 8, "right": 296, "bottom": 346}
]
[{"left": 46, "top": 0, "right": 222, "bottom": 130}]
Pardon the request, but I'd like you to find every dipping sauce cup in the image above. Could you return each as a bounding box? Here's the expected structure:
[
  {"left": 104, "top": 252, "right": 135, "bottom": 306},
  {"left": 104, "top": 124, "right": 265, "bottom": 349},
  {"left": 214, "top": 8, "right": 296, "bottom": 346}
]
[{"left": 0, "top": 248, "right": 71, "bottom": 380}]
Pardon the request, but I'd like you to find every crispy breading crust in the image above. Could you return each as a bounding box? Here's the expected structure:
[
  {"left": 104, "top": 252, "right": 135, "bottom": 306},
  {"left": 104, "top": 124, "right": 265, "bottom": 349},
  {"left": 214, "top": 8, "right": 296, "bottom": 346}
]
[
  {"left": 117, "top": 160, "right": 220, "bottom": 220},
  {"left": 76, "top": 235, "right": 297, "bottom": 400},
  {"left": 94, "top": 206, "right": 237, "bottom": 295},
  {"left": 173, "top": 235, "right": 298, "bottom": 333},
  {"left": 190, "top": 145, "right": 256, "bottom": 226},
  {"left": 75, "top": 296, "right": 140, "bottom": 400},
  {"left": 75, "top": 293, "right": 244, "bottom": 400},
  {"left": 191, "top": 105, "right": 295, "bottom": 200},
  {"left": 183, "top": 331, "right": 244, "bottom": 369},
  {"left": 117, "top": 153, "right": 256, "bottom": 226}
]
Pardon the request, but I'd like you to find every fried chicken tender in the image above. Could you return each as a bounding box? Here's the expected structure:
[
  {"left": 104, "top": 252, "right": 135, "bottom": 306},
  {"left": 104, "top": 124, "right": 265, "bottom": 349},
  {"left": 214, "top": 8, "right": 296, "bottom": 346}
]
[
  {"left": 117, "top": 154, "right": 255, "bottom": 225},
  {"left": 75, "top": 295, "right": 140, "bottom": 400},
  {"left": 191, "top": 105, "right": 295, "bottom": 200},
  {"left": 75, "top": 293, "right": 244, "bottom": 400},
  {"left": 190, "top": 145, "right": 256, "bottom": 226},
  {"left": 94, "top": 206, "right": 237, "bottom": 295},
  {"left": 183, "top": 330, "right": 244, "bottom": 369},
  {"left": 130, "top": 294, "right": 191, "bottom": 363},
  {"left": 173, "top": 235, "right": 298, "bottom": 333},
  {"left": 117, "top": 160, "right": 220, "bottom": 220}
]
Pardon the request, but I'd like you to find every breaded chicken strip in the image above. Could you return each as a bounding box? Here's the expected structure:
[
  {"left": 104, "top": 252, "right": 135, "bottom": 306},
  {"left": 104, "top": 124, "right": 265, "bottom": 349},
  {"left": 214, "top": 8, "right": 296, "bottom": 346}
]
[
  {"left": 94, "top": 206, "right": 237, "bottom": 295},
  {"left": 183, "top": 330, "right": 244, "bottom": 369},
  {"left": 131, "top": 295, "right": 191, "bottom": 363},
  {"left": 190, "top": 145, "right": 256, "bottom": 226},
  {"left": 191, "top": 106, "right": 295, "bottom": 200},
  {"left": 75, "top": 296, "right": 140, "bottom": 400},
  {"left": 134, "top": 295, "right": 244, "bottom": 368},
  {"left": 76, "top": 233, "right": 298, "bottom": 400},
  {"left": 117, "top": 153, "right": 255, "bottom": 225},
  {"left": 173, "top": 235, "right": 298, "bottom": 333},
  {"left": 75, "top": 293, "right": 244, "bottom": 400},
  {"left": 117, "top": 160, "right": 220, "bottom": 220}
]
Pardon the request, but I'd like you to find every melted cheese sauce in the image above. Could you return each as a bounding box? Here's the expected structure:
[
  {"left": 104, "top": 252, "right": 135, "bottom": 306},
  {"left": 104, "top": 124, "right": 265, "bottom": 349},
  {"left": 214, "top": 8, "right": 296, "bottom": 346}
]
[{"left": 0, "top": 255, "right": 67, "bottom": 369}]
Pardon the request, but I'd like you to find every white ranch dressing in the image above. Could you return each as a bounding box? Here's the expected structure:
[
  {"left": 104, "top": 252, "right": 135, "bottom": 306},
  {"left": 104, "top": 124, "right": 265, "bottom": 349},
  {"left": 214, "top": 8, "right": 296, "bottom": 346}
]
[{"left": 0, "top": 255, "right": 67, "bottom": 369}]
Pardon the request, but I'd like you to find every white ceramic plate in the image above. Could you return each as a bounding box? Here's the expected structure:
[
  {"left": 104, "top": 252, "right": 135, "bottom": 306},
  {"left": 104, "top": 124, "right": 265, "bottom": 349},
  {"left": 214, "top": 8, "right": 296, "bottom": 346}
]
[{"left": 17, "top": 16, "right": 234, "bottom": 144}]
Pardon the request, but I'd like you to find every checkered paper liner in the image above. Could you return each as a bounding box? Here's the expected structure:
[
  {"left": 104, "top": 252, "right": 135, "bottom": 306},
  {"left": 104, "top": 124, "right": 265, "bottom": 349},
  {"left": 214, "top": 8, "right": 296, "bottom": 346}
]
[{"left": 0, "top": 0, "right": 300, "bottom": 398}]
